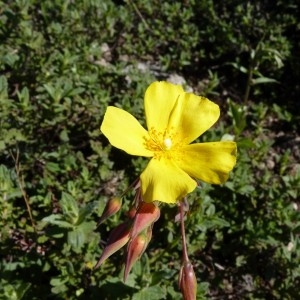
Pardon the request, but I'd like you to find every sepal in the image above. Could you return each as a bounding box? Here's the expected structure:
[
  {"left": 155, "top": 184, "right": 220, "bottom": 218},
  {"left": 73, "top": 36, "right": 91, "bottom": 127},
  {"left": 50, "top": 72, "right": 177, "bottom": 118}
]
[
  {"left": 94, "top": 222, "right": 130, "bottom": 269},
  {"left": 124, "top": 229, "right": 151, "bottom": 281},
  {"left": 179, "top": 261, "right": 197, "bottom": 300},
  {"left": 97, "top": 197, "right": 122, "bottom": 225},
  {"left": 130, "top": 202, "right": 160, "bottom": 238}
]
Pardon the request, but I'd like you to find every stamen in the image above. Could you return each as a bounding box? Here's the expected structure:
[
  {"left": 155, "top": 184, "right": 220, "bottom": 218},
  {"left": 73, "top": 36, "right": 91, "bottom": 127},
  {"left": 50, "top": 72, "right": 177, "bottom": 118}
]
[{"left": 143, "top": 127, "right": 183, "bottom": 160}]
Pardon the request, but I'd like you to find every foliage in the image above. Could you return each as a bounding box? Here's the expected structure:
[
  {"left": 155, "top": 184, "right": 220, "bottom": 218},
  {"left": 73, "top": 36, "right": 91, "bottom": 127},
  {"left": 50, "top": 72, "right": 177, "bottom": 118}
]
[{"left": 0, "top": 0, "right": 299, "bottom": 299}]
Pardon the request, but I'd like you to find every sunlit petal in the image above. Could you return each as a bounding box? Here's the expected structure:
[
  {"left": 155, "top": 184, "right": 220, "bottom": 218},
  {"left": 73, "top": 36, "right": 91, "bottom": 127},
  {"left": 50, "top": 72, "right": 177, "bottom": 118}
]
[
  {"left": 178, "top": 142, "right": 237, "bottom": 184},
  {"left": 144, "top": 81, "right": 184, "bottom": 132},
  {"left": 101, "top": 106, "right": 153, "bottom": 157},
  {"left": 140, "top": 158, "right": 197, "bottom": 204},
  {"left": 168, "top": 93, "right": 220, "bottom": 144}
]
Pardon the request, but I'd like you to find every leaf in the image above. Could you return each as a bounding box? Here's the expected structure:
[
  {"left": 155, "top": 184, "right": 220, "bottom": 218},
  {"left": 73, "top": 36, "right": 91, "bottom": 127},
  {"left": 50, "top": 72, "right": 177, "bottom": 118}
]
[
  {"left": 205, "top": 204, "right": 215, "bottom": 216},
  {"left": 132, "top": 286, "right": 166, "bottom": 300},
  {"left": 0, "top": 140, "right": 5, "bottom": 151},
  {"left": 229, "top": 62, "right": 248, "bottom": 74},
  {"left": 17, "top": 86, "right": 30, "bottom": 104},
  {"left": 59, "top": 129, "right": 69, "bottom": 142},
  {"left": 252, "top": 77, "right": 278, "bottom": 85},
  {"left": 211, "top": 217, "right": 230, "bottom": 227},
  {"left": 60, "top": 192, "right": 79, "bottom": 224},
  {"left": 66, "top": 87, "right": 85, "bottom": 97},
  {"left": 227, "top": 99, "right": 246, "bottom": 134},
  {"left": 76, "top": 202, "right": 97, "bottom": 225},
  {"left": 0, "top": 75, "right": 8, "bottom": 98},
  {"left": 42, "top": 214, "right": 74, "bottom": 228},
  {"left": 237, "top": 138, "right": 256, "bottom": 149},
  {"left": 16, "top": 282, "right": 31, "bottom": 299},
  {"left": 68, "top": 228, "right": 85, "bottom": 251},
  {"left": 43, "top": 83, "right": 58, "bottom": 101},
  {"left": 4, "top": 129, "right": 26, "bottom": 144}
]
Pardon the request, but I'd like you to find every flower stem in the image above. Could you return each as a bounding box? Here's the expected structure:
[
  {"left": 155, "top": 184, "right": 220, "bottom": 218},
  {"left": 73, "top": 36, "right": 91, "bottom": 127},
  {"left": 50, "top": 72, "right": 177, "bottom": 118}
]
[
  {"left": 243, "top": 64, "right": 253, "bottom": 103},
  {"left": 120, "top": 177, "right": 140, "bottom": 198},
  {"left": 180, "top": 198, "right": 189, "bottom": 263}
]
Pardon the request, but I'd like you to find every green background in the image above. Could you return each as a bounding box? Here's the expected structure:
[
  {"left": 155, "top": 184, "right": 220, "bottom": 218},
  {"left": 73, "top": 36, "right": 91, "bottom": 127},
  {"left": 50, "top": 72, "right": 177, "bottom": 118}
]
[{"left": 1, "top": 0, "right": 299, "bottom": 299}]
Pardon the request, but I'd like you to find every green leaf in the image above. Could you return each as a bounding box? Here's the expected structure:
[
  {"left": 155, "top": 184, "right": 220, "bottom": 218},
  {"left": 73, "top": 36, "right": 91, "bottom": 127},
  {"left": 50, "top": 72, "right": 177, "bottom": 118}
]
[
  {"left": 17, "top": 86, "right": 30, "bottom": 104},
  {"left": 42, "top": 214, "right": 74, "bottom": 228},
  {"left": 0, "top": 75, "right": 8, "bottom": 97},
  {"left": 132, "top": 286, "right": 166, "bottom": 300},
  {"left": 59, "top": 129, "right": 69, "bottom": 142},
  {"left": 67, "top": 222, "right": 95, "bottom": 251},
  {"left": 252, "top": 77, "right": 278, "bottom": 85},
  {"left": 0, "top": 140, "right": 5, "bottom": 151},
  {"left": 43, "top": 83, "right": 57, "bottom": 101},
  {"left": 76, "top": 202, "right": 96, "bottom": 225},
  {"left": 60, "top": 192, "right": 79, "bottom": 224},
  {"left": 229, "top": 62, "right": 248, "bottom": 73},
  {"left": 237, "top": 138, "right": 256, "bottom": 149}
]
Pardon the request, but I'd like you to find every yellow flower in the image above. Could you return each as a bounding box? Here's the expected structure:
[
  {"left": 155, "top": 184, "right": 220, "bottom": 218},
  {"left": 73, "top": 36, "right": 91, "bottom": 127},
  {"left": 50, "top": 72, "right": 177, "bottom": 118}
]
[{"left": 101, "top": 81, "right": 237, "bottom": 204}]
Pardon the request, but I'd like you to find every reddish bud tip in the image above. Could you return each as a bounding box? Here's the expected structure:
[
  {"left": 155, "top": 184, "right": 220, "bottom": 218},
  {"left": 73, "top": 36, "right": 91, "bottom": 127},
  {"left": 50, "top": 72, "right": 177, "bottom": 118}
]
[
  {"left": 126, "top": 206, "right": 137, "bottom": 219},
  {"left": 130, "top": 202, "right": 160, "bottom": 238},
  {"left": 179, "top": 261, "right": 197, "bottom": 300},
  {"left": 94, "top": 222, "right": 130, "bottom": 269},
  {"left": 98, "top": 197, "right": 122, "bottom": 225}
]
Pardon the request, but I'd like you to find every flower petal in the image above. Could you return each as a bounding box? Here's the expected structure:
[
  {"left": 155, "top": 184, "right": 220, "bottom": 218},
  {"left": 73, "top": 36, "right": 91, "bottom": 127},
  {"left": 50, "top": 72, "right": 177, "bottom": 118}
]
[
  {"left": 100, "top": 106, "right": 153, "bottom": 157},
  {"left": 168, "top": 93, "right": 220, "bottom": 144},
  {"left": 140, "top": 157, "right": 197, "bottom": 204},
  {"left": 144, "top": 81, "right": 184, "bottom": 132},
  {"left": 177, "top": 142, "right": 237, "bottom": 184}
]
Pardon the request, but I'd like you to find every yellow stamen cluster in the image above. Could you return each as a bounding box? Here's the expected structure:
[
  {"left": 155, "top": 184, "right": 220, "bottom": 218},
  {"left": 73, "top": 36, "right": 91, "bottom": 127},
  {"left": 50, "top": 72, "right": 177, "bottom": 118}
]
[{"left": 144, "top": 127, "right": 183, "bottom": 161}]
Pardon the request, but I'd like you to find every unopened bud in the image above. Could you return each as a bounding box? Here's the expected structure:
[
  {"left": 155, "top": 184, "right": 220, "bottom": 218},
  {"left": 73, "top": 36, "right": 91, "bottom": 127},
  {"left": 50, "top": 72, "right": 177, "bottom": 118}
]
[
  {"left": 179, "top": 261, "right": 197, "bottom": 300},
  {"left": 130, "top": 202, "right": 160, "bottom": 238},
  {"left": 124, "top": 231, "right": 149, "bottom": 282},
  {"left": 94, "top": 222, "right": 130, "bottom": 269},
  {"left": 126, "top": 206, "right": 137, "bottom": 219},
  {"left": 98, "top": 197, "right": 122, "bottom": 225}
]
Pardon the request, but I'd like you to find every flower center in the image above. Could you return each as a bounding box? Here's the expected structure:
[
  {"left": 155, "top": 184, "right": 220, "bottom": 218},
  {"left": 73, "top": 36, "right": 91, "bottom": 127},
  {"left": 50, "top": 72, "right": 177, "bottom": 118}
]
[
  {"left": 144, "top": 127, "right": 183, "bottom": 160},
  {"left": 163, "top": 137, "right": 172, "bottom": 150}
]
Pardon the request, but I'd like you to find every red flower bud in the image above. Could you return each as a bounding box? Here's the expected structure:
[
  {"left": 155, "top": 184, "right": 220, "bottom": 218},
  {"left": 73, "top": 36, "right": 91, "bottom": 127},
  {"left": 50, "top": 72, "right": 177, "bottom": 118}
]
[
  {"left": 94, "top": 222, "right": 130, "bottom": 269},
  {"left": 126, "top": 206, "right": 137, "bottom": 219},
  {"left": 179, "top": 261, "right": 197, "bottom": 300},
  {"left": 130, "top": 202, "right": 160, "bottom": 238},
  {"left": 98, "top": 197, "right": 122, "bottom": 225},
  {"left": 124, "top": 230, "right": 149, "bottom": 282}
]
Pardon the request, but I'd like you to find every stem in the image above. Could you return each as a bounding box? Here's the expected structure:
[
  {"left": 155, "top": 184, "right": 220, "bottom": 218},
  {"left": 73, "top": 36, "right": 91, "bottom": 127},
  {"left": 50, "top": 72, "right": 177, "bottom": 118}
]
[
  {"left": 180, "top": 198, "right": 189, "bottom": 263},
  {"left": 243, "top": 64, "right": 253, "bottom": 103},
  {"left": 120, "top": 177, "right": 140, "bottom": 198},
  {"left": 244, "top": 38, "right": 263, "bottom": 103},
  {"left": 127, "top": 0, "right": 150, "bottom": 30},
  {"left": 10, "top": 149, "right": 36, "bottom": 230}
]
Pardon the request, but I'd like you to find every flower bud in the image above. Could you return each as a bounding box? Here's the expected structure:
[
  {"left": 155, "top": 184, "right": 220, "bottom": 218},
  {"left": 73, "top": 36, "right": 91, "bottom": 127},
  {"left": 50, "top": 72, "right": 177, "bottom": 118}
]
[
  {"left": 130, "top": 202, "right": 160, "bottom": 238},
  {"left": 124, "top": 230, "right": 149, "bottom": 282},
  {"left": 126, "top": 206, "right": 137, "bottom": 219},
  {"left": 94, "top": 222, "right": 130, "bottom": 269},
  {"left": 179, "top": 261, "right": 197, "bottom": 300},
  {"left": 98, "top": 197, "right": 122, "bottom": 225}
]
